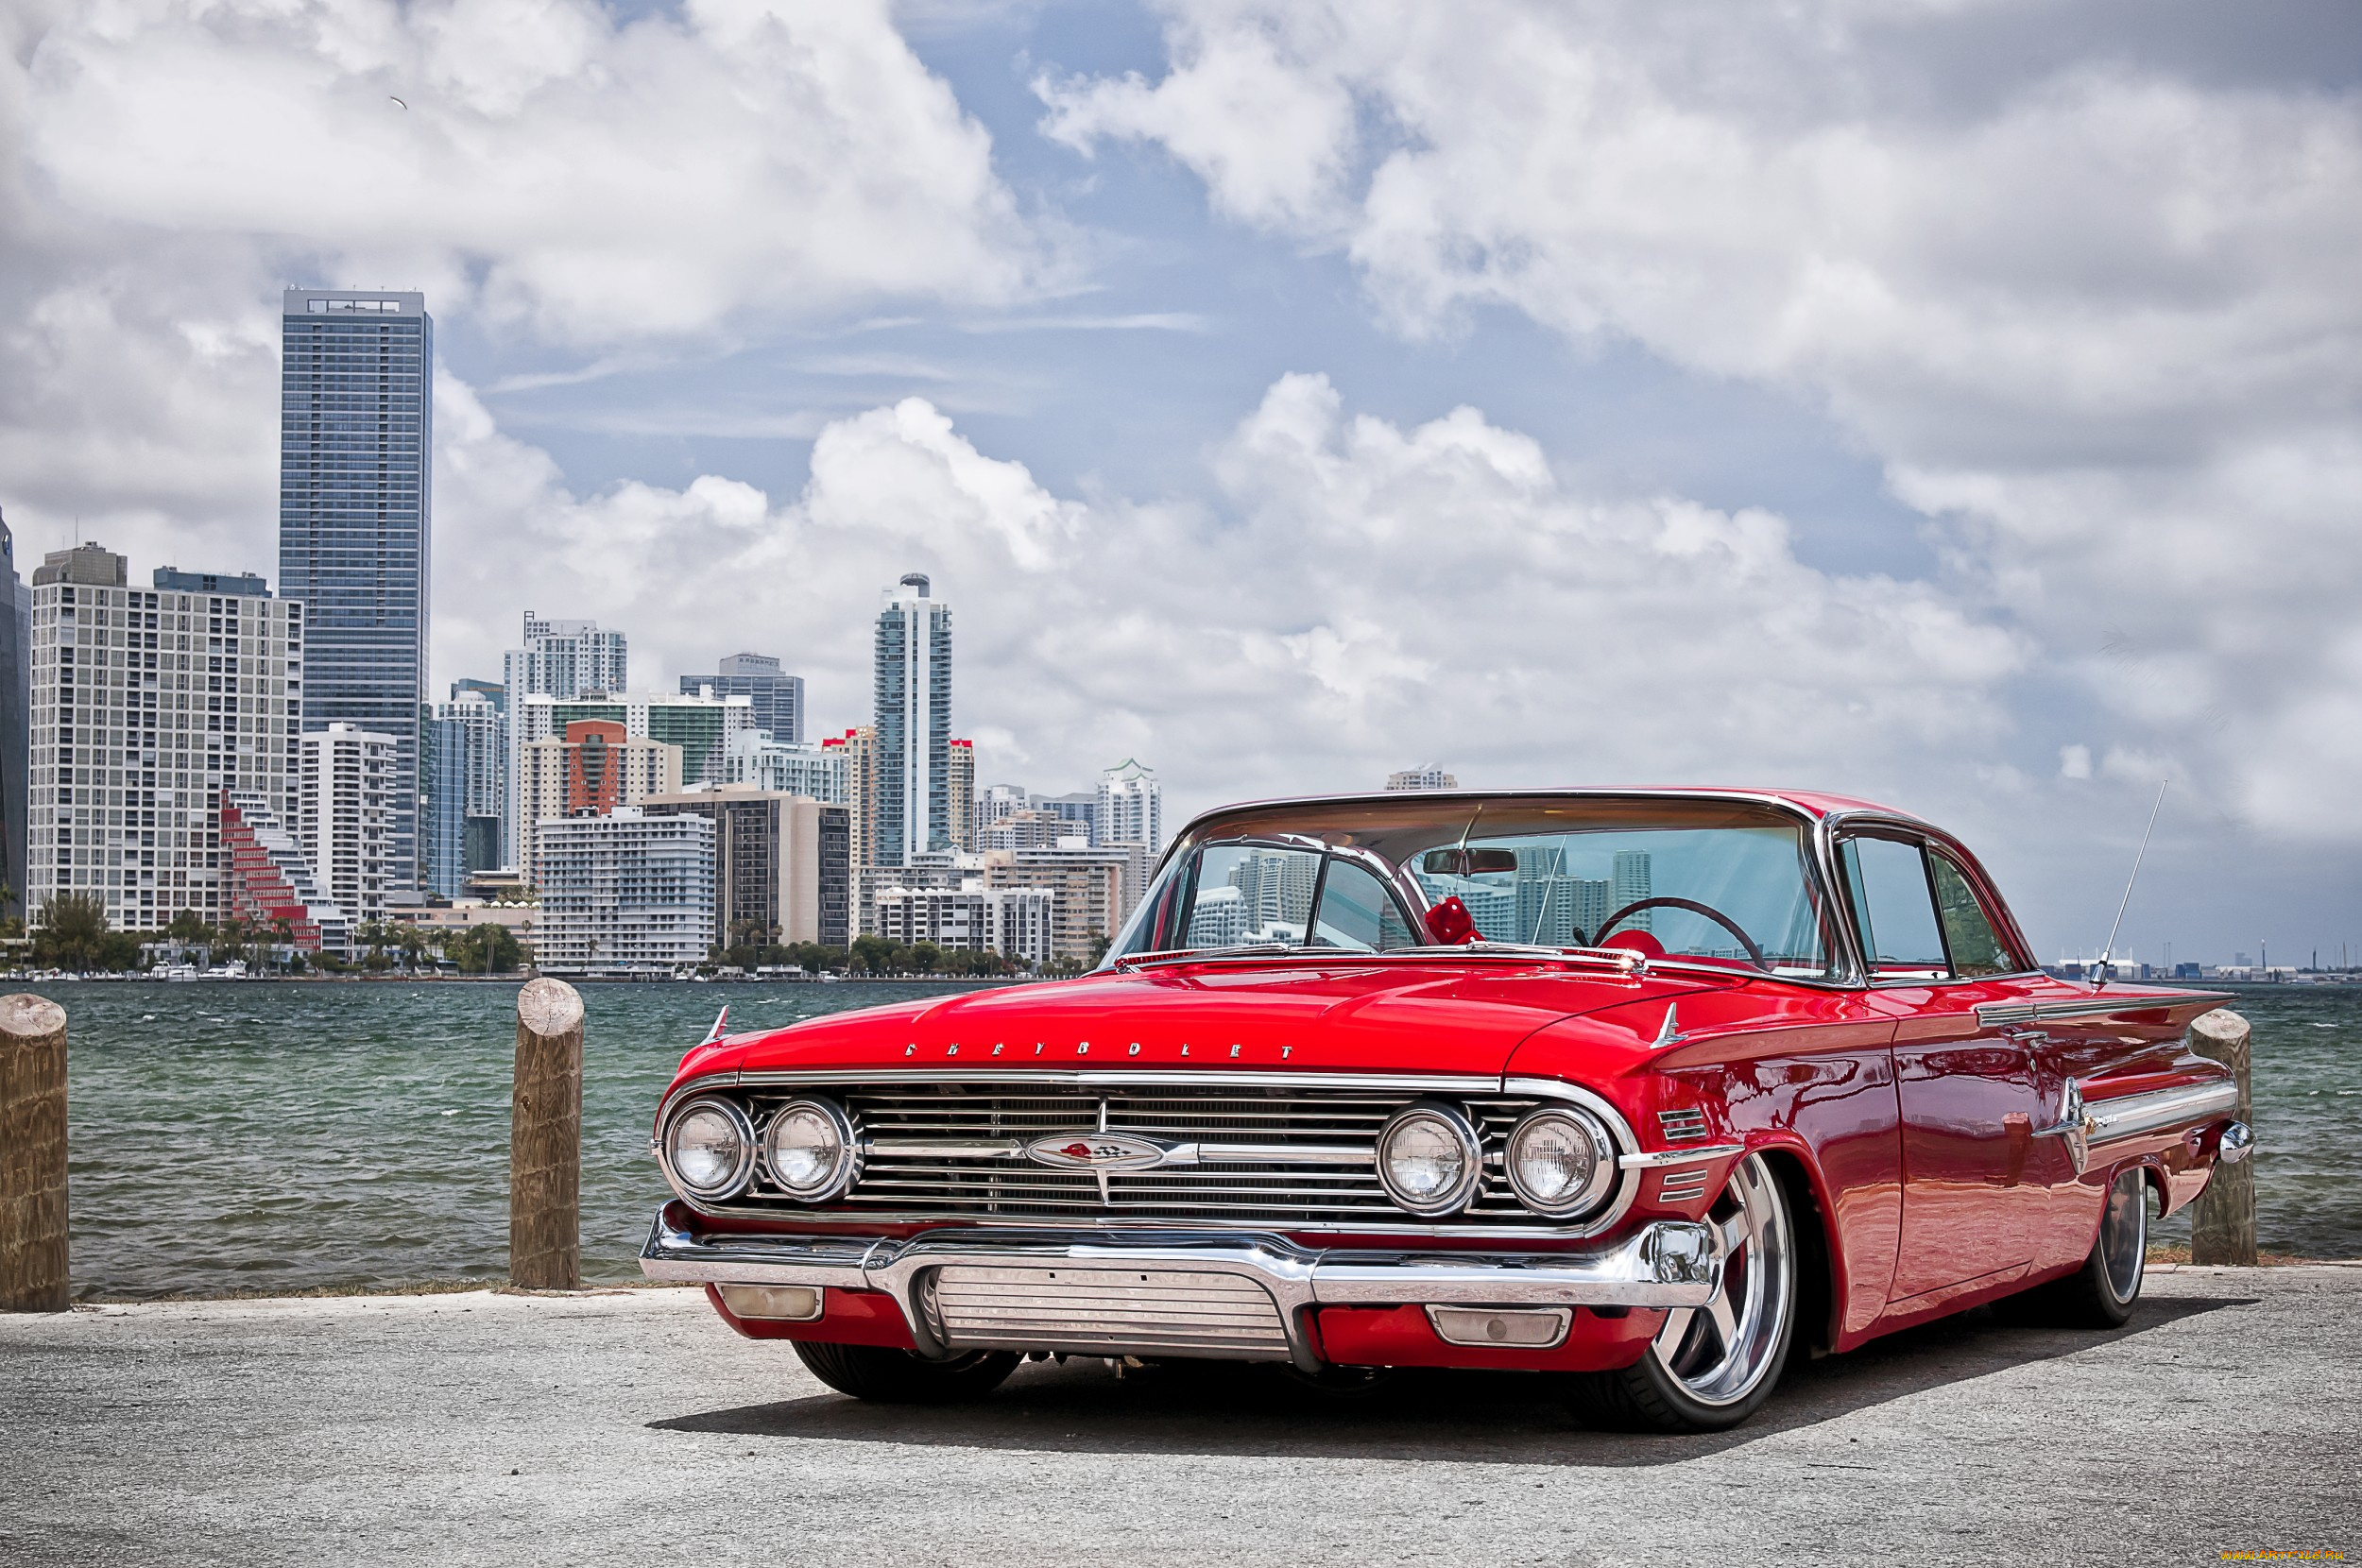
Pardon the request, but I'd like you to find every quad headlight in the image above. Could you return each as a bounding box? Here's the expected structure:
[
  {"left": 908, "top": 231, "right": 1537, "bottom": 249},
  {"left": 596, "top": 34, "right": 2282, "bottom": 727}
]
[
  {"left": 1377, "top": 1101, "right": 1484, "bottom": 1216},
  {"left": 1504, "top": 1107, "right": 1617, "bottom": 1218},
  {"left": 763, "top": 1097, "right": 859, "bottom": 1201},
  {"left": 662, "top": 1095, "right": 756, "bottom": 1201}
]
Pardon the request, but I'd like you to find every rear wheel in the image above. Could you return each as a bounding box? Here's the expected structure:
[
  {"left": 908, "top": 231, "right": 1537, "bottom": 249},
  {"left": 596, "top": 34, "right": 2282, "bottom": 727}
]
[
  {"left": 791, "top": 1341, "right": 1019, "bottom": 1404},
  {"left": 2024, "top": 1167, "right": 2148, "bottom": 1328},
  {"left": 1565, "top": 1153, "right": 1797, "bottom": 1433}
]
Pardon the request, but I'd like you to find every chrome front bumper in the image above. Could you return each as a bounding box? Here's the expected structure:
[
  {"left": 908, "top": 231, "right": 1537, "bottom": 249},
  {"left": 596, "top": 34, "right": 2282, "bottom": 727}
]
[{"left": 641, "top": 1214, "right": 1721, "bottom": 1372}]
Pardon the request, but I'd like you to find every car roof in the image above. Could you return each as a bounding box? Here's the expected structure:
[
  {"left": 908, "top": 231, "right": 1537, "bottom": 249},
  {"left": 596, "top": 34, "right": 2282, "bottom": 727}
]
[{"left": 1179, "top": 785, "right": 1925, "bottom": 831}]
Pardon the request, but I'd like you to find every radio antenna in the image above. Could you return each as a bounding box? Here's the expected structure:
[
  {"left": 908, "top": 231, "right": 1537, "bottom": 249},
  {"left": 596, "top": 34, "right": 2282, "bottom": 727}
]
[{"left": 2095, "top": 778, "right": 2168, "bottom": 987}]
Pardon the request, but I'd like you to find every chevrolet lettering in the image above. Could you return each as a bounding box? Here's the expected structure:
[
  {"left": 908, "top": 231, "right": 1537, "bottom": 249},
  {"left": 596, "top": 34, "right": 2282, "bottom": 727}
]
[{"left": 642, "top": 788, "right": 2248, "bottom": 1432}]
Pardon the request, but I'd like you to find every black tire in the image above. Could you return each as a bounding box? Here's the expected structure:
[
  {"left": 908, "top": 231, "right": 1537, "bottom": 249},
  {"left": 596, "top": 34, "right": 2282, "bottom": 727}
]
[
  {"left": 2023, "top": 1167, "right": 2148, "bottom": 1329},
  {"left": 791, "top": 1340, "right": 1019, "bottom": 1404},
  {"left": 1565, "top": 1153, "right": 1799, "bottom": 1434}
]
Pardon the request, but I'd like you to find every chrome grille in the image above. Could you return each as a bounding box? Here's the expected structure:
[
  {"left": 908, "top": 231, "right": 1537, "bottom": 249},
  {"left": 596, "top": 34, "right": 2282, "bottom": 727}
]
[
  {"left": 739, "top": 1082, "right": 1554, "bottom": 1225},
  {"left": 929, "top": 1265, "right": 1291, "bottom": 1360}
]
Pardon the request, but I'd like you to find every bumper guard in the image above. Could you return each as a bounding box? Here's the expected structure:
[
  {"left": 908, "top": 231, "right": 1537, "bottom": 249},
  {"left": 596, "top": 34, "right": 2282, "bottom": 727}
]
[{"left": 641, "top": 1213, "right": 1721, "bottom": 1372}]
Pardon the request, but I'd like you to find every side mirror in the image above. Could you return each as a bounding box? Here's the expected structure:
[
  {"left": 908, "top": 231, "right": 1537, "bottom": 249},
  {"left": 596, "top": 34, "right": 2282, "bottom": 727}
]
[
  {"left": 1424, "top": 895, "right": 1480, "bottom": 946},
  {"left": 1421, "top": 847, "right": 1518, "bottom": 876}
]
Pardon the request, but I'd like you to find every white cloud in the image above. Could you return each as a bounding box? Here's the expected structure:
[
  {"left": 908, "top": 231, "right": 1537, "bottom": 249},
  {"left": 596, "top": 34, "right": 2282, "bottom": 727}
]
[
  {"left": 430, "top": 370, "right": 2028, "bottom": 819},
  {"left": 1036, "top": 0, "right": 2362, "bottom": 840},
  {"left": 23, "top": 0, "right": 1042, "bottom": 344}
]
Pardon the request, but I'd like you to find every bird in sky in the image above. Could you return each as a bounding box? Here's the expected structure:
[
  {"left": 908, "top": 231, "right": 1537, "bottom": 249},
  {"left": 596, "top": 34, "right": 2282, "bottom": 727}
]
[{"left": 389, "top": 94, "right": 407, "bottom": 110}]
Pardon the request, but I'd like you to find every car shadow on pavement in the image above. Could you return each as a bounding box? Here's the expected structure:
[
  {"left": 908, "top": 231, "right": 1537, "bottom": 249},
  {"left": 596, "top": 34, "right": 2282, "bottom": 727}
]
[{"left": 650, "top": 1293, "right": 2253, "bottom": 1467}]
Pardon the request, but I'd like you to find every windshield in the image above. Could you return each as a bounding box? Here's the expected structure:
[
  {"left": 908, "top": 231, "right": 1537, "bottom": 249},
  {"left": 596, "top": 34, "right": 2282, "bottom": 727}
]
[{"left": 1107, "top": 795, "right": 1840, "bottom": 980}]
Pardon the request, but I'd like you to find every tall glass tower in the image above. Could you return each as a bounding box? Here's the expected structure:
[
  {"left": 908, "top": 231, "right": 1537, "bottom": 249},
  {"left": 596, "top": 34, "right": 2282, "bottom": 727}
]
[
  {"left": 871, "top": 573, "right": 951, "bottom": 866},
  {"left": 279, "top": 288, "right": 432, "bottom": 889}
]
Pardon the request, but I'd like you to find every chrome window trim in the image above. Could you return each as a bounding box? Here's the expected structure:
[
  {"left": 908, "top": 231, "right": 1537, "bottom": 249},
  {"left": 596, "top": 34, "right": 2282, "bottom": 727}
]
[
  {"left": 1128, "top": 790, "right": 1863, "bottom": 989},
  {"left": 1821, "top": 810, "right": 2053, "bottom": 988},
  {"left": 656, "top": 1069, "right": 1650, "bottom": 1240}
]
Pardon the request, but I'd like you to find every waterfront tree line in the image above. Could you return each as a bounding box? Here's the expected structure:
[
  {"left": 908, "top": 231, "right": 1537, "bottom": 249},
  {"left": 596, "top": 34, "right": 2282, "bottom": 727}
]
[{"left": 10, "top": 893, "right": 1104, "bottom": 980}]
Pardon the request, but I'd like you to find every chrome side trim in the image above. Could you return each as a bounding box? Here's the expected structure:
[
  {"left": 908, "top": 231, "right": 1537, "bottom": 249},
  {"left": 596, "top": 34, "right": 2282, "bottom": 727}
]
[
  {"left": 1973, "top": 991, "right": 2228, "bottom": 1026},
  {"left": 1618, "top": 1143, "right": 1745, "bottom": 1169},
  {"left": 639, "top": 1214, "right": 1725, "bottom": 1372},
  {"left": 2087, "top": 1077, "right": 2240, "bottom": 1145},
  {"left": 2031, "top": 1074, "right": 2240, "bottom": 1175}
]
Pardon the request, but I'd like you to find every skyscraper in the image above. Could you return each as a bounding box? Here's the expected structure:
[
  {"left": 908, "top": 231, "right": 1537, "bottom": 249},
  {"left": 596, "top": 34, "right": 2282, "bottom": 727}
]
[
  {"left": 1097, "top": 758, "right": 1163, "bottom": 853},
  {"left": 27, "top": 545, "right": 301, "bottom": 930},
  {"left": 297, "top": 724, "right": 394, "bottom": 931},
  {"left": 0, "top": 509, "right": 26, "bottom": 919},
  {"left": 681, "top": 652, "right": 805, "bottom": 743},
  {"left": 279, "top": 288, "right": 432, "bottom": 890},
  {"left": 872, "top": 573, "right": 951, "bottom": 866},
  {"left": 501, "top": 612, "right": 627, "bottom": 861},
  {"left": 422, "top": 687, "right": 506, "bottom": 897},
  {"left": 504, "top": 613, "right": 626, "bottom": 702}
]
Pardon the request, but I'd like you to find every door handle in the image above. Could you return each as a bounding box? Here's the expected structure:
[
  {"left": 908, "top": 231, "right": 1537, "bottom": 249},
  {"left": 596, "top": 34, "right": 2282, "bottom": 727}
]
[{"left": 1997, "top": 1025, "right": 2050, "bottom": 1047}]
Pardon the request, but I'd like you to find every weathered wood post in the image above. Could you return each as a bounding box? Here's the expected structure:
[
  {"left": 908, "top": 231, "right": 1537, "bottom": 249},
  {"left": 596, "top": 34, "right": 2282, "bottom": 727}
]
[
  {"left": 2188, "top": 1008, "right": 2256, "bottom": 1267},
  {"left": 511, "top": 979, "right": 585, "bottom": 1291},
  {"left": 1, "top": 994, "right": 71, "bottom": 1312}
]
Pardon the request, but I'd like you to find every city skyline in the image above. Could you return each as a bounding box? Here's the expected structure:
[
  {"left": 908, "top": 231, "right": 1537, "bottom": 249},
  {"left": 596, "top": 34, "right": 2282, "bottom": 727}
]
[{"left": 1, "top": 3, "right": 2355, "bottom": 963}]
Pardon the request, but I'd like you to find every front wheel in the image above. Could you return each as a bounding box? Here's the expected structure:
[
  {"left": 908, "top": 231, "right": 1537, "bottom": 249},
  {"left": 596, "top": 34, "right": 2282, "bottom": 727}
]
[
  {"left": 1564, "top": 1153, "right": 1798, "bottom": 1433},
  {"left": 792, "top": 1340, "right": 1020, "bottom": 1404}
]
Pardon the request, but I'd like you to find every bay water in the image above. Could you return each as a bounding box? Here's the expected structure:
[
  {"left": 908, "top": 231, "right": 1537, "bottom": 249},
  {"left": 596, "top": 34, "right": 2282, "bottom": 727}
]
[{"left": 47, "top": 979, "right": 2361, "bottom": 1299}]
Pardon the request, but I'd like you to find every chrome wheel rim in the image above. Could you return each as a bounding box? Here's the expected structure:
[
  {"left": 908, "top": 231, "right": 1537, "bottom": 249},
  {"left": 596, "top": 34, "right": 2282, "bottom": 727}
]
[
  {"left": 1650, "top": 1152, "right": 1793, "bottom": 1407},
  {"left": 2099, "top": 1168, "right": 2147, "bottom": 1304}
]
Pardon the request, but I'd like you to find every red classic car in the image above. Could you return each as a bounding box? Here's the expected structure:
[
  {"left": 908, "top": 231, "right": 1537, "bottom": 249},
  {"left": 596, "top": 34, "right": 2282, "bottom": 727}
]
[{"left": 641, "top": 789, "right": 2251, "bottom": 1431}]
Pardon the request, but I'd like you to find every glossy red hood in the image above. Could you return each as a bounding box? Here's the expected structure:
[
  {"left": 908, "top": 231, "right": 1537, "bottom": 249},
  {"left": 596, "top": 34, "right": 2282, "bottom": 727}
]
[{"left": 684, "top": 960, "right": 1723, "bottom": 1085}]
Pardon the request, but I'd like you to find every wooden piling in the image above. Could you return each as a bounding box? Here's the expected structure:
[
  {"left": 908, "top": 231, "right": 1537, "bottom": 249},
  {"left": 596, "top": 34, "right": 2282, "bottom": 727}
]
[
  {"left": 510, "top": 979, "right": 585, "bottom": 1291},
  {"left": 2187, "top": 1008, "right": 2256, "bottom": 1267},
  {"left": 1, "top": 994, "right": 71, "bottom": 1312}
]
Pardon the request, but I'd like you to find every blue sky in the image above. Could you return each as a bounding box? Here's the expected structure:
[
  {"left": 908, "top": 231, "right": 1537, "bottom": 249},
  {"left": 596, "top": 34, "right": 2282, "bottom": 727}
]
[{"left": 2, "top": 0, "right": 2357, "bottom": 964}]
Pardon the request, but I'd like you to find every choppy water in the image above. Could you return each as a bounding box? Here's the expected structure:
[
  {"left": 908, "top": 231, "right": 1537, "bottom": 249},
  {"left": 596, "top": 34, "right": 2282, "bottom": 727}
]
[{"left": 44, "top": 979, "right": 2362, "bottom": 1299}]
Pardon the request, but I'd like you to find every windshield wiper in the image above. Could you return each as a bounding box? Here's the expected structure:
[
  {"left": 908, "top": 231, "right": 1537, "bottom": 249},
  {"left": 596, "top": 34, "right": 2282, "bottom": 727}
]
[{"left": 1112, "top": 943, "right": 1311, "bottom": 972}]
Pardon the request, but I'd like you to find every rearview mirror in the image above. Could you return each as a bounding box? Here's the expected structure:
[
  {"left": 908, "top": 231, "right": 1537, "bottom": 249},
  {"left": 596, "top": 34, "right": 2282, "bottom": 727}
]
[{"left": 1421, "top": 847, "right": 1519, "bottom": 876}]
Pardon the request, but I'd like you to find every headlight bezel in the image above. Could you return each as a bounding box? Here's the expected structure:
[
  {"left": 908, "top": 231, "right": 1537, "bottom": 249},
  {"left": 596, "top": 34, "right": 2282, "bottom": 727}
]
[
  {"left": 1503, "top": 1105, "right": 1617, "bottom": 1219},
  {"left": 661, "top": 1093, "right": 757, "bottom": 1202},
  {"left": 761, "top": 1096, "right": 861, "bottom": 1202},
  {"left": 1376, "top": 1099, "right": 1485, "bottom": 1217}
]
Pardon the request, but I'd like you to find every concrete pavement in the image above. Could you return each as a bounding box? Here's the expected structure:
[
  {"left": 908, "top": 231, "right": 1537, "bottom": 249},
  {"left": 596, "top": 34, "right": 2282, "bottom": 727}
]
[{"left": 2, "top": 1265, "right": 2355, "bottom": 1567}]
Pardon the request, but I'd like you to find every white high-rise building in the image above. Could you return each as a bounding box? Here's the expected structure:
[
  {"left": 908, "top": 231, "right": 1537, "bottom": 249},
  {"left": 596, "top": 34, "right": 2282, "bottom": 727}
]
[
  {"left": 26, "top": 543, "right": 302, "bottom": 930},
  {"left": 503, "top": 613, "right": 626, "bottom": 702},
  {"left": 721, "top": 729, "right": 847, "bottom": 804},
  {"left": 297, "top": 724, "right": 393, "bottom": 929},
  {"left": 1096, "top": 758, "right": 1163, "bottom": 853},
  {"left": 873, "top": 572, "right": 952, "bottom": 865},
  {"left": 871, "top": 883, "right": 1055, "bottom": 969},
  {"left": 535, "top": 808, "right": 715, "bottom": 974},
  {"left": 1385, "top": 766, "right": 1459, "bottom": 792}
]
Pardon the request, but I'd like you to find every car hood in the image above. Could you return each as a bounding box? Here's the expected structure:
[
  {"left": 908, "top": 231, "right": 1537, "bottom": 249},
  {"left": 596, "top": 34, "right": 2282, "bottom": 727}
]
[{"left": 692, "top": 959, "right": 1725, "bottom": 1083}]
